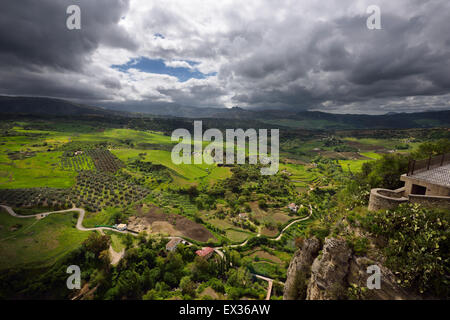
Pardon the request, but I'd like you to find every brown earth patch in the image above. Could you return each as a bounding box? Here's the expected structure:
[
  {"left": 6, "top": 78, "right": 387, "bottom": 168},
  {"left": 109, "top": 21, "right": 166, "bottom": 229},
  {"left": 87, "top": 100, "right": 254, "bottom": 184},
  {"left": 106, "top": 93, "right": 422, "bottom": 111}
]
[
  {"left": 269, "top": 210, "right": 291, "bottom": 224},
  {"left": 316, "top": 151, "right": 371, "bottom": 160},
  {"left": 199, "top": 287, "right": 220, "bottom": 299},
  {"left": 340, "top": 152, "right": 372, "bottom": 160},
  {"left": 316, "top": 151, "right": 346, "bottom": 159},
  {"left": 23, "top": 237, "right": 35, "bottom": 245},
  {"left": 249, "top": 201, "right": 266, "bottom": 219},
  {"left": 249, "top": 250, "right": 282, "bottom": 264},
  {"left": 346, "top": 140, "right": 386, "bottom": 151},
  {"left": 132, "top": 204, "right": 215, "bottom": 242},
  {"left": 151, "top": 221, "right": 181, "bottom": 236},
  {"left": 283, "top": 158, "right": 308, "bottom": 165},
  {"left": 260, "top": 227, "right": 278, "bottom": 237}
]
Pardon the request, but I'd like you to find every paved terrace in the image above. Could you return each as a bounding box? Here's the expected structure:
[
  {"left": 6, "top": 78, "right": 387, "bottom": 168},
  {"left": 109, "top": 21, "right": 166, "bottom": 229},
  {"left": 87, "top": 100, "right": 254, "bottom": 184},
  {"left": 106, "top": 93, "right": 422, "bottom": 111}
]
[{"left": 410, "top": 163, "right": 450, "bottom": 187}]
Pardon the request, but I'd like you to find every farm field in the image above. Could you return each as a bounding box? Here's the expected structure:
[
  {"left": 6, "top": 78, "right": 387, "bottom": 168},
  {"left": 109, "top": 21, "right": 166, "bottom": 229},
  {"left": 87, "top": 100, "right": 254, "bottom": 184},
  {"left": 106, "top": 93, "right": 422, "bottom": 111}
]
[
  {"left": 112, "top": 148, "right": 228, "bottom": 184},
  {"left": 0, "top": 124, "right": 233, "bottom": 189},
  {"left": 1, "top": 116, "right": 448, "bottom": 301},
  {"left": 279, "top": 163, "right": 318, "bottom": 187},
  {"left": 0, "top": 209, "right": 92, "bottom": 270},
  {"left": 2, "top": 1, "right": 450, "bottom": 302},
  {"left": 0, "top": 150, "right": 77, "bottom": 189},
  {"left": 338, "top": 152, "right": 382, "bottom": 173},
  {"left": 225, "top": 228, "right": 253, "bottom": 242}
]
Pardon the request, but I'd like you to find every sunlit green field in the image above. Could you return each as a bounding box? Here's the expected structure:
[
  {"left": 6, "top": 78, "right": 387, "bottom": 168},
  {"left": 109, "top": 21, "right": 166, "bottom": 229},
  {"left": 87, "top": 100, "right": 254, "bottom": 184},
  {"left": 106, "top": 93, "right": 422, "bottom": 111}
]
[
  {"left": 0, "top": 210, "right": 92, "bottom": 270},
  {"left": 225, "top": 228, "right": 253, "bottom": 242},
  {"left": 75, "top": 128, "right": 175, "bottom": 146},
  {"left": 1, "top": 122, "right": 421, "bottom": 189},
  {"left": 112, "top": 148, "right": 231, "bottom": 184},
  {"left": 0, "top": 124, "right": 233, "bottom": 188},
  {"left": 0, "top": 151, "right": 77, "bottom": 189},
  {"left": 279, "top": 163, "right": 317, "bottom": 187},
  {"left": 338, "top": 152, "right": 382, "bottom": 172}
]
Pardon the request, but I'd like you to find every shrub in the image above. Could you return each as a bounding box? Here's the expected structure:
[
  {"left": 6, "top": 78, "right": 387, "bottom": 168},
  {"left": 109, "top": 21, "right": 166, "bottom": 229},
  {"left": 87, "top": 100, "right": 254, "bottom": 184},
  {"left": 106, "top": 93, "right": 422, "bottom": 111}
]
[{"left": 361, "top": 203, "right": 449, "bottom": 298}]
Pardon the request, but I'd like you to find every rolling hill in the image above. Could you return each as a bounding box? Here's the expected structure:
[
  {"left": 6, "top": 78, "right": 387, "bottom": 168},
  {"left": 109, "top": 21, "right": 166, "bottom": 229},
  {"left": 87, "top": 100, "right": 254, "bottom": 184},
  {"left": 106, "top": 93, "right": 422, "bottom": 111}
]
[{"left": 1, "top": 95, "right": 449, "bottom": 130}]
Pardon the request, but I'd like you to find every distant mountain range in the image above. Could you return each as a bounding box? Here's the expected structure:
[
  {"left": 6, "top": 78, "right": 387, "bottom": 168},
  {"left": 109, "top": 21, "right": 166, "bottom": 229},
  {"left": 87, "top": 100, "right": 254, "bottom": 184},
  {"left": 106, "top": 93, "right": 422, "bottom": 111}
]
[
  {"left": 1, "top": 95, "right": 450, "bottom": 130},
  {"left": 0, "top": 96, "right": 126, "bottom": 117}
]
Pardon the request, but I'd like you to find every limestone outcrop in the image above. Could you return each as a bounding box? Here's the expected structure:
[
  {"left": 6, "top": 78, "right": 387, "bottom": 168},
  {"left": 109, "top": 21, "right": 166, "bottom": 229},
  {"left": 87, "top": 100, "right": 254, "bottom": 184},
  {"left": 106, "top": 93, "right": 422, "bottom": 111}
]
[{"left": 284, "top": 237, "right": 419, "bottom": 300}]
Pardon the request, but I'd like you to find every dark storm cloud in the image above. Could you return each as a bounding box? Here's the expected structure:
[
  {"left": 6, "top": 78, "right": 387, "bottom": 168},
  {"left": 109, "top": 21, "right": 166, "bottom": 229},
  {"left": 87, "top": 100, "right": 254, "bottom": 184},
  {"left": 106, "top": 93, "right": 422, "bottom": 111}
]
[
  {"left": 0, "top": 68, "right": 112, "bottom": 101},
  {"left": 158, "top": 83, "right": 227, "bottom": 107},
  {"left": 0, "top": 0, "right": 135, "bottom": 98},
  {"left": 227, "top": 3, "right": 450, "bottom": 112},
  {"left": 0, "top": 0, "right": 450, "bottom": 114}
]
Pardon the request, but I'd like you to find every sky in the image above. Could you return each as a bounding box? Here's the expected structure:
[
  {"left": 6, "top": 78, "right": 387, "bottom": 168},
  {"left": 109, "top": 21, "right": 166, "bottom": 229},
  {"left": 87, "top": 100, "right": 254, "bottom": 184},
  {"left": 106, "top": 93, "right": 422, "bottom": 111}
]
[{"left": 0, "top": 0, "right": 450, "bottom": 114}]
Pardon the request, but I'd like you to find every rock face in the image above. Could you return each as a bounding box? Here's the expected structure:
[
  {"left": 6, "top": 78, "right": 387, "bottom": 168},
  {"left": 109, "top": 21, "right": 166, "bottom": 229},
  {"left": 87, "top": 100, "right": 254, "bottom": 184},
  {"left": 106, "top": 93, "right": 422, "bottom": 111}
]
[
  {"left": 283, "top": 237, "right": 320, "bottom": 300},
  {"left": 347, "top": 256, "right": 418, "bottom": 300},
  {"left": 284, "top": 237, "right": 419, "bottom": 300},
  {"left": 307, "top": 238, "right": 352, "bottom": 300}
]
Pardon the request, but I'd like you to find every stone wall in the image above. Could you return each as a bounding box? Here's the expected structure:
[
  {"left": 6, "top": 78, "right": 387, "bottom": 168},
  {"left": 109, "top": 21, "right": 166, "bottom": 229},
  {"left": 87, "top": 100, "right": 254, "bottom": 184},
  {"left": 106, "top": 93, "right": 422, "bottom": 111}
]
[
  {"left": 369, "top": 187, "right": 450, "bottom": 211},
  {"left": 409, "top": 194, "right": 450, "bottom": 209},
  {"left": 368, "top": 188, "right": 408, "bottom": 211}
]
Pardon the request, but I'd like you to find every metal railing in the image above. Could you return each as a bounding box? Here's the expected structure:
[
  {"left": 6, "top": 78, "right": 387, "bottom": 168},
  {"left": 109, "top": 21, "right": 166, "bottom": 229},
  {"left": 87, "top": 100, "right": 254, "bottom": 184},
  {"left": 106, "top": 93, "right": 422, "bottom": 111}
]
[{"left": 407, "top": 152, "right": 450, "bottom": 176}]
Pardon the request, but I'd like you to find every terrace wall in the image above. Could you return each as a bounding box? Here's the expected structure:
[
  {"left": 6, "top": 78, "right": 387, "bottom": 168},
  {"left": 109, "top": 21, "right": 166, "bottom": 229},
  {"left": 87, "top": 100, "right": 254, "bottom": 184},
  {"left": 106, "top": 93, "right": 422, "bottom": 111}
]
[
  {"left": 409, "top": 194, "right": 450, "bottom": 209},
  {"left": 368, "top": 187, "right": 450, "bottom": 211},
  {"left": 368, "top": 187, "right": 408, "bottom": 211}
]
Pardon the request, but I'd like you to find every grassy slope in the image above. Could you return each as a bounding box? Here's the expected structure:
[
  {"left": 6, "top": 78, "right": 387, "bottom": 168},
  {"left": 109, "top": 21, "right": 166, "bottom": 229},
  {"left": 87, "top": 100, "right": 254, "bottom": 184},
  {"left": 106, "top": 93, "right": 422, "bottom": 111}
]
[
  {"left": 0, "top": 151, "right": 76, "bottom": 189},
  {"left": 0, "top": 210, "right": 92, "bottom": 270}
]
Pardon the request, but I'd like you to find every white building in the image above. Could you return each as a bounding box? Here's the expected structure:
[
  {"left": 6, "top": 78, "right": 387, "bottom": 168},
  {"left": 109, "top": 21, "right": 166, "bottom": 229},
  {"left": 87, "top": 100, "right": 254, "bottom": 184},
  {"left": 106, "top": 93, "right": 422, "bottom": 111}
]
[{"left": 116, "top": 224, "right": 127, "bottom": 231}]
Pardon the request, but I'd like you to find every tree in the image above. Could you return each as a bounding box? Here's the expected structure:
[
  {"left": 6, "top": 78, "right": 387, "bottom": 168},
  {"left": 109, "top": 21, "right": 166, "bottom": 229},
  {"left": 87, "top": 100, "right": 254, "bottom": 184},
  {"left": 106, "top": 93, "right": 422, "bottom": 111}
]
[
  {"left": 83, "top": 232, "right": 110, "bottom": 257},
  {"left": 258, "top": 199, "right": 267, "bottom": 209},
  {"left": 228, "top": 250, "right": 242, "bottom": 267},
  {"left": 163, "top": 272, "right": 178, "bottom": 288},
  {"left": 116, "top": 270, "right": 141, "bottom": 299},
  {"left": 226, "top": 267, "right": 252, "bottom": 288},
  {"left": 98, "top": 249, "right": 111, "bottom": 269},
  {"left": 143, "top": 289, "right": 160, "bottom": 300},
  {"left": 179, "top": 276, "right": 196, "bottom": 298},
  {"left": 412, "top": 139, "right": 450, "bottom": 158},
  {"left": 138, "top": 231, "right": 147, "bottom": 245},
  {"left": 360, "top": 154, "right": 409, "bottom": 189},
  {"left": 363, "top": 204, "right": 449, "bottom": 298},
  {"left": 124, "top": 233, "right": 134, "bottom": 249},
  {"left": 191, "top": 256, "right": 211, "bottom": 281}
]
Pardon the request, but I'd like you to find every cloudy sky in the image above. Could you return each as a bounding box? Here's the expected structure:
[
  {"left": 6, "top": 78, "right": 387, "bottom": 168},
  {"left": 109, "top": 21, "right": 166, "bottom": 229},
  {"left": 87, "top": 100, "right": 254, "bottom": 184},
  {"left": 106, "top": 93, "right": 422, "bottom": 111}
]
[{"left": 1, "top": 0, "right": 450, "bottom": 114}]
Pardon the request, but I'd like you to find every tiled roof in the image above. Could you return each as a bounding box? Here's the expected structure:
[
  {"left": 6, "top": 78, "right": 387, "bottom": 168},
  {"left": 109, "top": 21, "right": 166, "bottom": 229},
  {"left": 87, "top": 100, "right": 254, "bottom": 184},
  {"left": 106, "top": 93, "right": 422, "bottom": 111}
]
[
  {"left": 166, "top": 238, "right": 182, "bottom": 249},
  {"left": 196, "top": 247, "right": 214, "bottom": 257}
]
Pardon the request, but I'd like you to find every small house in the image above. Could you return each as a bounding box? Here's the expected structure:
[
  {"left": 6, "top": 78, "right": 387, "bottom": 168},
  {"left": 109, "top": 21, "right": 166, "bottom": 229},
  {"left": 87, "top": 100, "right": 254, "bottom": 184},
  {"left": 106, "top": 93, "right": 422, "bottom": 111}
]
[
  {"left": 116, "top": 224, "right": 127, "bottom": 231},
  {"left": 238, "top": 213, "right": 248, "bottom": 220},
  {"left": 288, "top": 203, "right": 299, "bottom": 213},
  {"left": 166, "top": 238, "right": 183, "bottom": 251},
  {"left": 195, "top": 247, "right": 215, "bottom": 260}
]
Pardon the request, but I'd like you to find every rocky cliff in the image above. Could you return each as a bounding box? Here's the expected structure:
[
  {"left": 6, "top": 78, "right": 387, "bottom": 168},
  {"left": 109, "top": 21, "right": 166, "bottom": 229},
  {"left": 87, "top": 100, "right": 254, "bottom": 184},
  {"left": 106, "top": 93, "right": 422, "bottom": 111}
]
[{"left": 284, "top": 237, "right": 419, "bottom": 300}]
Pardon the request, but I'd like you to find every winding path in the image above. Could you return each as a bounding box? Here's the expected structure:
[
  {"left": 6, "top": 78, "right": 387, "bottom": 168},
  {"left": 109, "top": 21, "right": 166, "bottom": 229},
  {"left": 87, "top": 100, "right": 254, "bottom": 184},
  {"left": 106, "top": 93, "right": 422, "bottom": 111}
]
[
  {"left": 0, "top": 205, "right": 137, "bottom": 235},
  {"left": 215, "top": 204, "right": 313, "bottom": 252},
  {"left": 1, "top": 203, "right": 313, "bottom": 299},
  {"left": 1, "top": 204, "right": 312, "bottom": 247},
  {"left": 213, "top": 205, "right": 313, "bottom": 299}
]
